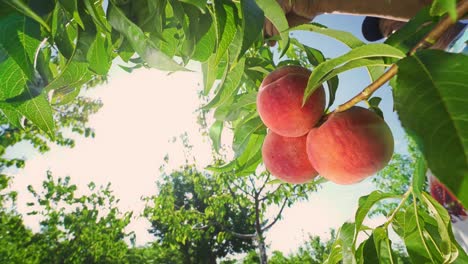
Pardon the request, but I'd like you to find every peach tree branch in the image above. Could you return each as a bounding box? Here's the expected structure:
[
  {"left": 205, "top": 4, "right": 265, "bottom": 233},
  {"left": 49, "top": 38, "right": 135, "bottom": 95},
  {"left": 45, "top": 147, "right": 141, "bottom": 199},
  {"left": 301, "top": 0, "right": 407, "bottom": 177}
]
[{"left": 334, "top": 0, "right": 468, "bottom": 113}]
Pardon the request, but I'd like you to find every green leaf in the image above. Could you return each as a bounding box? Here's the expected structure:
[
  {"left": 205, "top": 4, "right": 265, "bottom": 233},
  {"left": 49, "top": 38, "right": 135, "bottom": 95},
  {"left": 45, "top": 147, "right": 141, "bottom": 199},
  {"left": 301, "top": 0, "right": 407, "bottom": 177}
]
[
  {"left": 325, "top": 76, "right": 339, "bottom": 110},
  {"left": 239, "top": 0, "right": 263, "bottom": 58},
  {"left": 412, "top": 155, "right": 427, "bottom": 197},
  {"left": 267, "top": 179, "right": 283, "bottom": 185},
  {"left": 58, "top": 0, "right": 84, "bottom": 28},
  {"left": 291, "top": 40, "right": 342, "bottom": 109},
  {"left": 305, "top": 44, "right": 405, "bottom": 104},
  {"left": 202, "top": 53, "right": 221, "bottom": 95},
  {"left": 202, "top": 57, "right": 245, "bottom": 109},
  {"left": 368, "top": 97, "right": 382, "bottom": 108},
  {"left": 179, "top": 0, "right": 207, "bottom": 12},
  {"left": 84, "top": 0, "right": 111, "bottom": 32},
  {"left": 3, "top": 0, "right": 51, "bottom": 32},
  {"left": 430, "top": 0, "right": 457, "bottom": 20},
  {"left": 206, "top": 133, "right": 264, "bottom": 175},
  {"left": 324, "top": 222, "right": 356, "bottom": 264},
  {"left": 87, "top": 31, "right": 111, "bottom": 75},
  {"left": 421, "top": 192, "right": 459, "bottom": 262},
  {"left": 399, "top": 205, "right": 437, "bottom": 263},
  {"left": 209, "top": 120, "right": 223, "bottom": 153},
  {"left": 0, "top": 14, "right": 40, "bottom": 79},
  {"left": 235, "top": 133, "right": 264, "bottom": 175},
  {"left": 214, "top": 92, "right": 257, "bottom": 121},
  {"left": 231, "top": 91, "right": 257, "bottom": 109},
  {"left": 0, "top": 102, "right": 22, "bottom": 127},
  {"left": 318, "top": 58, "right": 390, "bottom": 91},
  {"left": 45, "top": 58, "right": 92, "bottom": 91},
  {"left": 51, "top": 3, "right": 76, "bottom": 59},
  {"left": 5, "top": 93, "right": 55, "bottom": 136},
  {"left": 50, "top": 86, "right": 80, "bottom": 105},
  {"left": 191, "top": 12, "right": 216, "bottom": 62},
  {"left": 372, "top": 227, "right": 397, "bottom": 264},
  {"left": 354, "top": 191, "right": 399, "bottom": 245},
  {"left": 255, "top": 0, "right": 289, "bottom": 48},
  {"left": 108, "top": 2, "right": 187, "bottom": 71},
  {"left": 232, "top": 115, "right": 264, "bottom": 156},
  {"left": 214, "top": 0, "right": 237, "bottom": 66},
  {"left": 291, "top": 23, "right": 365, "bottom": 49},
  {"left": 394, "top": 50, "right": 468, "bottom": 207},
  {"left": 357, "top": 234, "right": 379, "bottom": 263},
  {"left": 0, "top": 56, "right": 28, "bottom": 100}
]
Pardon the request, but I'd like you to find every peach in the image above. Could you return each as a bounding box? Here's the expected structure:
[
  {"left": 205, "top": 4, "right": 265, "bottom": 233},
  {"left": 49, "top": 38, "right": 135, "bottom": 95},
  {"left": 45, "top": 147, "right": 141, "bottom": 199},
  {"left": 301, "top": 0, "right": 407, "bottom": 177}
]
[
  {"left": 262, "top": 131, "right": 318, "bottom": 184},
  {"left": 306, "top": 106, "right": 394, "bottom": 185},
  {"left": 257, "top": 65, "right": 325, "bottom": 137}
]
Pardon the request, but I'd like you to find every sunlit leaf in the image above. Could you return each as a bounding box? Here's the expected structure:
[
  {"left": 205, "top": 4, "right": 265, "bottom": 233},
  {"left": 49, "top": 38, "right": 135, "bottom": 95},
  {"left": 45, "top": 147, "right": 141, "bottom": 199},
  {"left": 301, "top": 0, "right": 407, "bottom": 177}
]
[
  {"left": 84, "top": 0, "right": 111, "bottom": 32},
  {"left": 0, "top": 56, "right": 28, "bottom": 100},
  {"left": 233, "top": 115, "right": 264, "bottom": 156},
  {"left": 324, "top": 222, "right": 356, "bottom": 264},
  {"left": 202, "top": 57, "right": 245, "bottom": 109},
  {"left": 214, "top": 0, "right": 237, "bottom": 66},
  {"left": 354, "top": 191, "right": 399, "bottom": 245},
  {"left": 108, "top": 2, "right": 187, "bottom": 71},
  {"left": 291, "top": 23, "right": 365, "bottom": 49},
  {"left": 5, "top": 92, "right": 55, "bottom": 136},
  {"left": 87, "top": 31, "right": 111, "bottom": 75},
  {"left": 0, "top": 102, "right": 23, "bottom": 127},
  {"left": 430, "top": 0, "right": 457, "bottom": 20},
  {"left": 45, "top": 58, "right": 92, "bottom": 91},
  {"left": 209, "top": 120, "right": 223, "bottom": 153},
  {"left": 305, "top": 44, "right": 405, "bottom": 104}
]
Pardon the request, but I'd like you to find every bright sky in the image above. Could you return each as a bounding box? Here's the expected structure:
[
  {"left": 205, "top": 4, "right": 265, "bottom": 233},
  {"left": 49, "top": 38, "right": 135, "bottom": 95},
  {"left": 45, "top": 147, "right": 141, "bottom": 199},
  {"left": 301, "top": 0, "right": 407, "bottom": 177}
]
[{"left": 5, "top": 14, "right": 408, "bottom": 254}]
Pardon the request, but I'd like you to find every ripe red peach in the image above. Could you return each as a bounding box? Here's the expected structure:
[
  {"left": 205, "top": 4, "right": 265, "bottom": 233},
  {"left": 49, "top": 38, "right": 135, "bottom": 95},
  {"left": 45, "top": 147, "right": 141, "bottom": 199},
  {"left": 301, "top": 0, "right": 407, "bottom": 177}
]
[
  {"left": 257, "top": 65, "right": 325, "bottom": 137},
  {"left": 306, "top": 106, "right": 394, "bottom": 185},
  {"left": 262, "top": 131, "right": 318, "bottom": 184}
]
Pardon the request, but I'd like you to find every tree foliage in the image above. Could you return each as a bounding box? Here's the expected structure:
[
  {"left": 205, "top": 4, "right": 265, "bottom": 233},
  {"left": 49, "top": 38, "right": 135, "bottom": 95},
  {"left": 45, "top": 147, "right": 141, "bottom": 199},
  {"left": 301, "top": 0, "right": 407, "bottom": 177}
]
[
  {"left": 144, "top": 160, "right": 323, "bottom": 263},
  {"left": 0, "top": 172, "right": 135, "bottom": 263},
  {"left": 144, "top": 165, "right": 256, "bottom": 264},
  {"left": 26, "top": 172, "right": 133, "bottom": 264}
]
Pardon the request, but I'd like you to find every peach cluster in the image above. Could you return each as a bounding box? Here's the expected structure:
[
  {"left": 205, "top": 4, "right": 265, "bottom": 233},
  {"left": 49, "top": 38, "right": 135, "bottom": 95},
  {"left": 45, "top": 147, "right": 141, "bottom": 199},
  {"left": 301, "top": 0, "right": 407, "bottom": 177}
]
[{"left": 257, "top": 66, "right": 394, "bottom": 185}]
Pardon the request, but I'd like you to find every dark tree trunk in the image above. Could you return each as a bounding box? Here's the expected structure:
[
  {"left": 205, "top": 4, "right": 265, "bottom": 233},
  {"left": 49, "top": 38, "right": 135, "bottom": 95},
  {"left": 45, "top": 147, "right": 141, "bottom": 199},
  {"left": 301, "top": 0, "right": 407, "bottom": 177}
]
[
  {"left": 257, "top": 233, "right": 268, "bottom": 264},
  {"left": 181, "top": 242, "right": 191, "bottom": 264},
  {"left": 254, "top": 193, "right": 268, "bottom": 264},
  {"left": 208, "top": 255, "right": 217, "bottom": 264}
]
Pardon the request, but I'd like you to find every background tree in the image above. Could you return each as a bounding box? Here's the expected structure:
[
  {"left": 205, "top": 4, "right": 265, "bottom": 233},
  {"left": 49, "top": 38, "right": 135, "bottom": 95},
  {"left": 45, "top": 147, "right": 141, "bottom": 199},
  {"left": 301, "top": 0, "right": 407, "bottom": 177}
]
[
  {"left": 0, "top": 93, "right": 103, "bottom": 173},
  {"left": 25, "top": 172, "right": 133, "bottom": 264},
  {"left": 143, "top": 164, "right": 257, "bottom": 264},
  {"left": 144, "top": 153, "right": 322, "bottom": 264},
  {"left": 0, "top": 171, "right": 134, "bottom": 264},
  {"left": 0, "top": 174, "right": 42, "bottom": 263}
]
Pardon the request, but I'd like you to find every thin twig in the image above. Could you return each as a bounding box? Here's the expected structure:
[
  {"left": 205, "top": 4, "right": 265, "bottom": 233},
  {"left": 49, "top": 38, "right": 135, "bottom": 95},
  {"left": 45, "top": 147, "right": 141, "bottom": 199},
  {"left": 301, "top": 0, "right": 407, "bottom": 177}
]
[
  {"left": 262, "top": 197, "right": 289, "bottom": 232},
  {"left": 257, "top": 174, "right": 271, "bottom": 196},
  {"left": 334, "top": 0, "right": 468, "bottom": 113}
]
